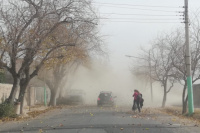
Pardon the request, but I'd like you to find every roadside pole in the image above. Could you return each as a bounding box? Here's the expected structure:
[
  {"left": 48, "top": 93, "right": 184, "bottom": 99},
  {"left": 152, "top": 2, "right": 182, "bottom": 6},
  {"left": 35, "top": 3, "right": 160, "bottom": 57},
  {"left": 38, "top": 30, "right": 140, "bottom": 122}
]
[{"left": 184, "top": 0, "right": 194, "bottom": 115}]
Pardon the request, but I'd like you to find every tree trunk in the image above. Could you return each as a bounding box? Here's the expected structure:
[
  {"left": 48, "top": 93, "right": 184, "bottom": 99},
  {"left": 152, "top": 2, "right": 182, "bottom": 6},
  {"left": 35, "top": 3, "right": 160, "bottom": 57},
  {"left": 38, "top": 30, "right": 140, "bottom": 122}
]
[
  {"left": 18, "top": 79, "right": 29, "bottom": 114},
  {"left": 162, "top": 83, "right": 167, "bottom": 108},
  {"left": 7, "top": 77, "right": 20, "bottom": 104},
  {"left": 162, "top": 91, "right": 167, "bottom": 108},
  {"left": 49, "top": 89, "right": 57, "bottom": 106},
  {"left": 18, "top": 86, "right": 26, "bottom": 114},
  {"left": 182, "top": 83, "right": 187, "bottom": 114},
  {"left": 46, "top": 79, "right": 60, "bottom": 106},
  {"left": 182, "top": 95, "right": 188, "bottom": 114}
]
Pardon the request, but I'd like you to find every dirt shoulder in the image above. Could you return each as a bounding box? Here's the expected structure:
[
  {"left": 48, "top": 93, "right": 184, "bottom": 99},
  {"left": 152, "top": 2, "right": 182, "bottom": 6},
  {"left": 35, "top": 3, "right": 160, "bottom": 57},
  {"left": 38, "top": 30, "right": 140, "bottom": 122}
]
[
  {"left": 0, "top": 105, "right": 61, "bottom": 123},
  {"left": 127, "top": 107, "right": 200, "bottom": 127},
  {"left": 0, "top": 105, "right": 86, "bottom": 123},
  {"left": 157, "top": 106, "right": 200, "bottom": 125}
]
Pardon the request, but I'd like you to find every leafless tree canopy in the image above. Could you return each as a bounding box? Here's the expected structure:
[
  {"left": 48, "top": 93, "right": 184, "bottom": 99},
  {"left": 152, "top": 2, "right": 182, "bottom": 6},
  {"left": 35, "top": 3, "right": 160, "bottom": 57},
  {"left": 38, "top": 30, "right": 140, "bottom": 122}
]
[
  {"left": 0, "top": 0, "right": 102, "bottom": 113},
  {"left": 132, "top": 15, "right": 200, "bottom": 111},
  {"left": 0, "top": 0, "right": 98, "bottom": 75}
]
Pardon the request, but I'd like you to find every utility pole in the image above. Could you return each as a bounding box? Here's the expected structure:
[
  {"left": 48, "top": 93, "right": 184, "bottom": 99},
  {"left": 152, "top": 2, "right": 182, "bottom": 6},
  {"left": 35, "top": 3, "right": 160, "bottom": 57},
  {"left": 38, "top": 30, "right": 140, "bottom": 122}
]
[
  {"left": 184, "top": 0, "right": 194, "bottom": 115},
  {"left": 149, "top": 51, "right": 153, "bottom": 102}
]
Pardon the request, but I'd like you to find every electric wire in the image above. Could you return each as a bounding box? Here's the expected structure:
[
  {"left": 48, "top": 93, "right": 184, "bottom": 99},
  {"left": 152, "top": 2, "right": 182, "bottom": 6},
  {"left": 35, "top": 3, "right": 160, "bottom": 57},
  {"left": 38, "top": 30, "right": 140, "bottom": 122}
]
[
  {"left": 99, "top": 17, "right": 183, "bottom": 21},
  {"left": 99, "top": 12, "right": 183, "bottom": 17},
  {"left": 92, "top": 2, "right": 184, "bottom": 24},
  {"left": 95, "top": 5, "right": 181, "bottom": 13},
  {"left": 93, "top": 2, "right": 182, "bottom": 9},
  {"left": 101, "top": 20, "right": 182, "bottom": 23}
]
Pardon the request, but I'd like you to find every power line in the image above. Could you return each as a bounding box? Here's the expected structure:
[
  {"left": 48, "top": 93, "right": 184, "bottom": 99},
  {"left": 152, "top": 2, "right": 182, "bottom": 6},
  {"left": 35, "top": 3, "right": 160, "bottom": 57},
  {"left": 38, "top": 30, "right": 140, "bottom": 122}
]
[
  {"left": 99, "top": 17, "right": 183, "bottom": 21},
  {"left": 95, "top": 5, "right": 182, "bottom": 13},
  {"left": 100, "top": 12, "right": 183, "bottom": 17},
  {"left": 93, "top": 2, "right": 184, "bottom": 24},
  {"left": 93, "top": 2, "right": 182, "bottom": 9},
  {"left": 101, "top": 20, "right": 182, "bottom": 23}
]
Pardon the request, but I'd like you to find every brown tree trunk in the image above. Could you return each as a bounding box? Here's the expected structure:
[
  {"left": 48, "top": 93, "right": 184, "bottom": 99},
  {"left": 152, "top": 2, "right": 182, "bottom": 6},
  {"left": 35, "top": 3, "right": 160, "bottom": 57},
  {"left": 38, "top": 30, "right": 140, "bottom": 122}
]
[
  {"left": 182, "top": 95, "right": 188, "bottom": 114},
  {"left": 49, "top": 89, "right": 57, "bottom": 106},
  {"left": 7, "top": 77, "right": 20, "bottom": 104},
  {"left": 18, "top": 87, "right": 26, "bottom": 114},
  {"left": 182, "top": 83, "right": 187, "bottom": 114},
  {"left": 162, "top": 91, "right": 167, "bottom": 108},
  {"left": 162, "top": 83, "right": 167, "bottom": 108},
  {"left": 46, "top": 78, "right": 60, "bottom": 106},
  {"left": 18, "top": 79, "right": 30, "bottom": 114}
]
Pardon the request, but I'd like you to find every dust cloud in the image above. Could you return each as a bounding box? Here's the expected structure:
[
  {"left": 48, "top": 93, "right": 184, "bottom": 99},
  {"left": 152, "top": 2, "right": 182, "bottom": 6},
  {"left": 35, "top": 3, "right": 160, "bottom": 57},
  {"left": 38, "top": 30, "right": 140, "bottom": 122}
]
[{"left": 62, "top": 60, "right": 183, "bottom": 108}]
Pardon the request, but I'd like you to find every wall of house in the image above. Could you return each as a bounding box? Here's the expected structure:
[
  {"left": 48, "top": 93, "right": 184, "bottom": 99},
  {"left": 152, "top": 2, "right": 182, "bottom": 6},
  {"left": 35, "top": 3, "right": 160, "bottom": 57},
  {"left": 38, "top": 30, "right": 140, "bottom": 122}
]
[
  {"left": 193, "top": 84, "right": 200, "bottom": 108},
  {"left": 0, "top": 84, "right": 36, "bottom": 107},
  {"left": 0, "top": 84, "right": 13, "bottom": 103}
]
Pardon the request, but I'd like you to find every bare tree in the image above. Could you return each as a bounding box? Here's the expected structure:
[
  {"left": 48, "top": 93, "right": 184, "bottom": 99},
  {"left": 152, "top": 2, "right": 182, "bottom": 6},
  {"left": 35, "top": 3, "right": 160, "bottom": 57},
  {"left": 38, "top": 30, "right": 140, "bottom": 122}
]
[
  {"left": 0, "top": 0, "right": 99, "bottom": 114},
  {"left": 133, "top": 13, "right": 200, "bottom": 113},
  {"left": 171, "top": 22, "right": 200, "bottom": 114},
  {"left": 46, "top": 61, "right": 81, "bottom": 106},
  {"left": 150, "top": 36, "right": 178, "bottom": 107},
  {"left": 38, "top": 47, "right": 88, "bottom": 106},
  {"left": 133, "top": 32, "right": 179, "bottom": 108}
]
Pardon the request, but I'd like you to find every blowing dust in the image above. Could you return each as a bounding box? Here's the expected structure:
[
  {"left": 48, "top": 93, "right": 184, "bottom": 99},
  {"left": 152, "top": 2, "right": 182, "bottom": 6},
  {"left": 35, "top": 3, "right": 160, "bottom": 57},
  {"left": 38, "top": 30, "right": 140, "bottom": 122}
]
[{"left": 62, "top": 60, "right": 183, "bottom": 108}]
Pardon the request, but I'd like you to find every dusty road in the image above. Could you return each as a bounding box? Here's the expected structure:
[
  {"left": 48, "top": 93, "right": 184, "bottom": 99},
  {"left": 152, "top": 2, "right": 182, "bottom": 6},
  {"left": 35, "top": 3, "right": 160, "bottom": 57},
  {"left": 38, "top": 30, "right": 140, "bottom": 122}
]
[{"left": 0, "top": 106, "right": 199, "bottom": 133}]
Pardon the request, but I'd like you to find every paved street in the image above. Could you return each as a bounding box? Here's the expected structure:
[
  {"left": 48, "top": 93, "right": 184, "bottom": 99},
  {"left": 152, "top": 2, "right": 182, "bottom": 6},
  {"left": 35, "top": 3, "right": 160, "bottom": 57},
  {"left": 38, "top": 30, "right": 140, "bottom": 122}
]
[{"left": 0, "top": 106, "right": 199, "bottom": 133}]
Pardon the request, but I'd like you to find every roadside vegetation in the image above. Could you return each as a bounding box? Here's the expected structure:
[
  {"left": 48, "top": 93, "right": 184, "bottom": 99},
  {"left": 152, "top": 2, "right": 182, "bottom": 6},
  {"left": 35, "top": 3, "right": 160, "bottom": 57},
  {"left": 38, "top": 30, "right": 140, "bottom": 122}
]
[
  {"left": 0, "top": 0, "right": 104, "bottom": 116},
  {"left": 132, "top": 13, "right": 200, "bottom": 114},
  {"left": 0, "top": 103, "right": 16, "bottom": 118},
  {"left": 158, "top": 107, "right": 200, "bottom": 125}
]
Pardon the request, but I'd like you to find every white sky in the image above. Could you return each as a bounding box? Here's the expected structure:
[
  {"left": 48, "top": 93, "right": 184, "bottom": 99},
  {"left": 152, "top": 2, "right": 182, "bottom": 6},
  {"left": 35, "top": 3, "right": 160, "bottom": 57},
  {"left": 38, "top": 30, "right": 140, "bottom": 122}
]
[
  {"left": 94, "top": 0, "right": 200, "bottom": 72},
  {"left": 70, "top": 1, "right": 200, "bottom": 106}
]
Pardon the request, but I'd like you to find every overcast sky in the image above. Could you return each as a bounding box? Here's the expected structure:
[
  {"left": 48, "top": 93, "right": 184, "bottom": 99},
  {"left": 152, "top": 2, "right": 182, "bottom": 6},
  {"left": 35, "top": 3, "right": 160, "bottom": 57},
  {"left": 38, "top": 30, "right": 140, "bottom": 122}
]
[{"left": 93, "top": 0, "right": 200, "bottom": 73}]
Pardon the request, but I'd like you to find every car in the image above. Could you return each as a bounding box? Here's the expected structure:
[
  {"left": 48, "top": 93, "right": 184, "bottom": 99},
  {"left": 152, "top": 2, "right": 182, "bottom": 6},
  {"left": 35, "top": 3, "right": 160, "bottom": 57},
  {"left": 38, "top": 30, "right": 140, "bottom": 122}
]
[{"left": 97, "top": 91, "right": 116, "bottom": 106}]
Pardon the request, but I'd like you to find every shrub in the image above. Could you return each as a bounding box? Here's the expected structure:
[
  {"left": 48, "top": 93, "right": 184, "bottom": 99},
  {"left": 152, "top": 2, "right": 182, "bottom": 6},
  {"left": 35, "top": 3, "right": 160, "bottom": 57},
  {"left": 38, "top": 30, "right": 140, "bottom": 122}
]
[{"left": 0, "top": 103, "right": 16, "bottom": 118}]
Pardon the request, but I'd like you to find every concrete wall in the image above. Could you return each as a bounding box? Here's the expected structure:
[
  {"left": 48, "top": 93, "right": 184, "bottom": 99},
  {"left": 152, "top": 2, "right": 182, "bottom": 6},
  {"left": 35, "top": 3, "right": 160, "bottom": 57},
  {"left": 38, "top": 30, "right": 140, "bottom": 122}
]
[
  {"left": 0, "top": 84, "right": 36, "bottom": 106},
  {"left": 0, "top": 84, "right": 13, "bottom": 103}
]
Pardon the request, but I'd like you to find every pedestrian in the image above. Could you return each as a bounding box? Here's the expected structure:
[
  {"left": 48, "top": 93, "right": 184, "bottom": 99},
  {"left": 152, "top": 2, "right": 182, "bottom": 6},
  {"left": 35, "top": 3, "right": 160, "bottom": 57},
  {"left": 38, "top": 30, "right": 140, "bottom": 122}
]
[{"left": 132, "top": 89, "right": 141, "bottom": 112}]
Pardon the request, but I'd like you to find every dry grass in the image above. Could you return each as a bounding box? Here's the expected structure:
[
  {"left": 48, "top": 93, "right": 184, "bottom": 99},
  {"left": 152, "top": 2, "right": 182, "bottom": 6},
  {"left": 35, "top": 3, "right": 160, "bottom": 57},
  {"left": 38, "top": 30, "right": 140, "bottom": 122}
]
[
  {"left": 158, "top": 106, "right": 200, "bottom": 125},
  {"left": 0, "top": 106, "right": 61, "bottom": 123}
]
